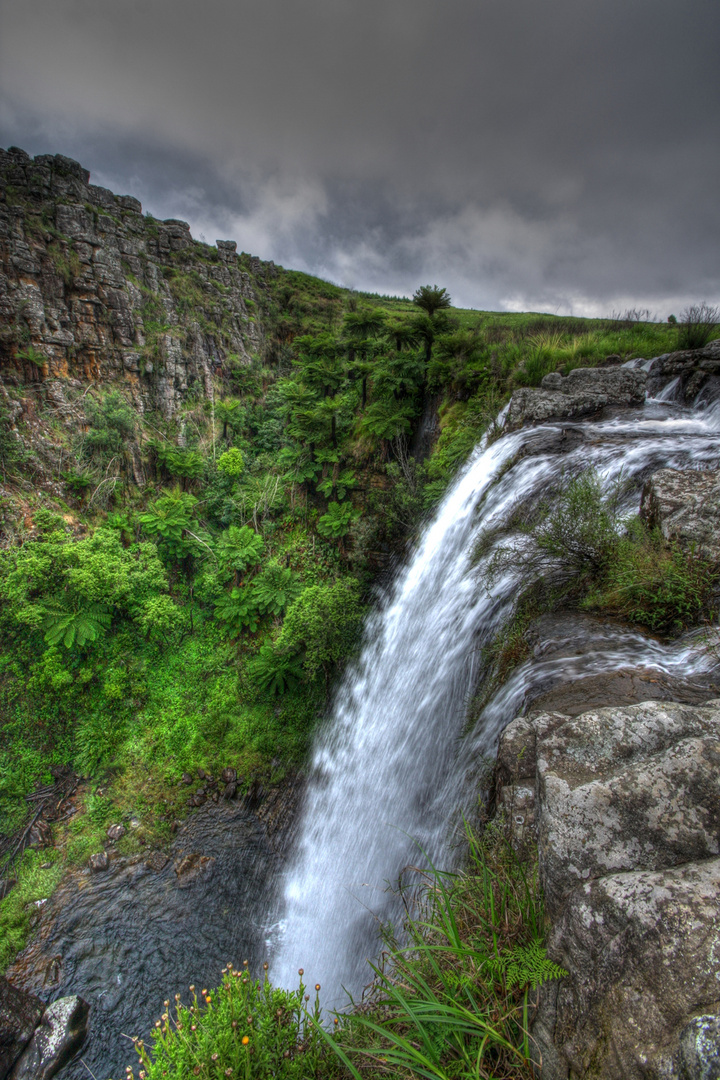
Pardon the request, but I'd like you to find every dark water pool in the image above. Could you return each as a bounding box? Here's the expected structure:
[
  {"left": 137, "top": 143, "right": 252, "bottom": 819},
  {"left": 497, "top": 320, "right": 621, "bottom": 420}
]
[{"left": 8, "top": 802, "right": 282, "bottom": 1080}]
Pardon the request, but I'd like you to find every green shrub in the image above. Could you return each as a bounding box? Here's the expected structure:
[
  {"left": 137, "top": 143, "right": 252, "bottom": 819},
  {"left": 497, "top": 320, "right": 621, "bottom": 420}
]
[
  {"left": 0, "top": 849, "right": 64, "bottom": 972},
  {"left": 217, "top": 447, "right": 245, "bottom": 479},
  {"left": 677, "top": 303, "right": 719, "bottom": 350},
  {"left": 249, "top": 644, "right": 304, "bottom": 697},
  {"left": 328, "top": 824, "right": 564, "bottom": 1080},
  {"left": 486, "top": 468, "right": 622, "bottom": 597},
  {"left": 586, "top": 521, "right": 719, "bottom": 635},
  {"left": 127, "top": 970, "right": 333, "bottom": 1080},
  {"left": 317, "top": 502, "right": 359, "bottom": 542},
  {"left": 278, "top": 579, "right": 364, "bottom": 684}
]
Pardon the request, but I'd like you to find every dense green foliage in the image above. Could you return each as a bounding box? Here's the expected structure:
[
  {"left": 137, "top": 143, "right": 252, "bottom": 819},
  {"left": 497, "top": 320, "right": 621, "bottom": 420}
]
[{"left": 0, "top": 261, "right": 689, "bottom": 971}]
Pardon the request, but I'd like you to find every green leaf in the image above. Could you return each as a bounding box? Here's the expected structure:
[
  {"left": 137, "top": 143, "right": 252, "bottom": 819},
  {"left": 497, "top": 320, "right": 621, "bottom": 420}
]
[
  {"left": 252, "top": 563, "right": 302, "bottom": 617},
  {"left": 43, "top": 603, "right": 111, "bottom": 649}
]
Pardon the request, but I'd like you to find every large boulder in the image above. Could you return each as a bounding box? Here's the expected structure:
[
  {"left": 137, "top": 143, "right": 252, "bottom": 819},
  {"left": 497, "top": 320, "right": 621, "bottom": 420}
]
[
  {"left": 504, "top": 367, "right": 646, "bottom": 429},
  {"left": 645, "top": 339, "right": 720, "bottom": 405},
  {"left": 641, "top": 468, "right": 720, "bottom": 563},
  {"left": 8, "top": 996, "right": 89, "bottom": 1080},
  {"left": 496, "top": 700, "right": 720, "bottom": 1079},
  {"left": 0, "top": 978, "right": 44, "bottom": 1080}
]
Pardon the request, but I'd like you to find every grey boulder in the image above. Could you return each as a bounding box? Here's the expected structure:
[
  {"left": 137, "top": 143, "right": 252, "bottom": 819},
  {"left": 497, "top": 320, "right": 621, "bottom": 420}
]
[
  {"left": 9, "top": 996, "right": 89, "bottom": 1080},
  {"left": 496, "top": 699, "right": 720, "bottom": 1079},
  {"left": 641, "top": 468, "right": 720, "bottom": 563},
  {"left": 504, "top": 366, "right": 646, "bottom": 429}
]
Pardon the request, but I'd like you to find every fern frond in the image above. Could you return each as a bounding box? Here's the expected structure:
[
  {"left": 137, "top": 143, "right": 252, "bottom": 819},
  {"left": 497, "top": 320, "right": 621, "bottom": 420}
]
[
  {"left": 43, "top": 603, "right": 111, "bottom": 649},
  {"left": 487, "top": 939, "right": 567, "bottom": 989}
]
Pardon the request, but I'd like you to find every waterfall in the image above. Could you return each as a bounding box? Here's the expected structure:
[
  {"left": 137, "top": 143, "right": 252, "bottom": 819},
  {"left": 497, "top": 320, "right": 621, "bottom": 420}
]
[{"left": 272, "top": 390, "right": 720, "bottom": 1006}]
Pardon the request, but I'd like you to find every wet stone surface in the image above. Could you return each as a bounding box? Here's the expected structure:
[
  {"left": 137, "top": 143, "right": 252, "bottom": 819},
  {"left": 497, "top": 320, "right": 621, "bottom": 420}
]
[{"left": 6, "top": 802, "right": 282, "bottom": 1080}]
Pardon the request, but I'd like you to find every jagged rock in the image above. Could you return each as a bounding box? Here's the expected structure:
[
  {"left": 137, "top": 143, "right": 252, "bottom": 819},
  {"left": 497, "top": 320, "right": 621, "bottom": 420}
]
[
  {"left": 88, "top": 852, "right": 109, "bottom": 872},
  {"left": 181, "top": 772, "right": 193, "bottom": 785},
  {"left": 221, "top": 767, "right": 237, "bottom": 785},
  {"left": 677, "top": 1015, "right": 720, "bottom": 1080},
  {"left": 0, "top": 147, "right": 266, "bottom": 426},
  {"left": 641, "top": 468, "right": 720, "bottom": 563},
  {"left": 496, "top": 699, "right": 720, "bottom": 1079},
  {"left": 144, "top": 851, "right": 169, "bottom": 872},
  {"left": 223, "top": 781, "right": 237, "bottom": 800},
  {"left": 8, "top": 995, "right": 89, "bottom": 1080},
  {"left": 505, "top": 366, "right": 646, "bottom": 429},
  {"left": 0, "top": 976, "right": 44, "bottom": 1079},
  {"left": 645, "top": 339, "right": 720, "bottom": 405},
  {"left": 105, "top": 823, "right": 125, "bottom": 841}
]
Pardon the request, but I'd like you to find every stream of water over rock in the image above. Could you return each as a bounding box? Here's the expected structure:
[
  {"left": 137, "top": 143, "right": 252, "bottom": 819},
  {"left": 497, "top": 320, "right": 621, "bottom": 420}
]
[
  {"left": 9, "top": 383, "right": 720, "bottom": 1078},
  {"left": 271, "top": 391, "right": 720, "bottom": 1007}
]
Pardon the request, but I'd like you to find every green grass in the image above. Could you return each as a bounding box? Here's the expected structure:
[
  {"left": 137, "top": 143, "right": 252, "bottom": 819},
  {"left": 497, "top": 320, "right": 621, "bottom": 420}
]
[{"left": 0, "top": 848, "right": 64, "bottom": 971}]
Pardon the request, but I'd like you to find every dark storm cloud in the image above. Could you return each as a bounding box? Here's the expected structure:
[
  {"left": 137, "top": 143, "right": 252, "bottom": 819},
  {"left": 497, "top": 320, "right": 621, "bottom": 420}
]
[{"left": 1, "top": 0, "right": 718, "bottom": 313}]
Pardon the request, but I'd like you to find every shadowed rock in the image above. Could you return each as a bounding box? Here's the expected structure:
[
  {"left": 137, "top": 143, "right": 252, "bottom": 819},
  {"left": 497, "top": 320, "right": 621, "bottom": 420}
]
[
  {"left": 8, "top": 995, "right": 89, "bottom": 1080},
  {"left": 0, "top": 977, "right": 44, "bottom": 1079}
]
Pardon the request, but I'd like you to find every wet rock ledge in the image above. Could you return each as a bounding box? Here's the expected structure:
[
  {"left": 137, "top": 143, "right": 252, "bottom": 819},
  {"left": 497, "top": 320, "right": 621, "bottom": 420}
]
[{"left": 495, "top": 699, "right": 720, "bottom": 1079}]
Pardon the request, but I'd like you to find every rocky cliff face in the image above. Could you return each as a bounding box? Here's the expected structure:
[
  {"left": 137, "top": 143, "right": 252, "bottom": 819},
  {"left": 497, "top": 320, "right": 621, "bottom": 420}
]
[
  {"left": 0, "top": 146, "right": 274, "bottom": 419},
  {"left": 497, "top": 701, "right": 720, "bottom": 1080}
]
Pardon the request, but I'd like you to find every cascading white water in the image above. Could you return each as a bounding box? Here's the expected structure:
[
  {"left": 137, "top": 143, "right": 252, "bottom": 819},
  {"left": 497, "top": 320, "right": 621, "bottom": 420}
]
[{"left": 272, "top": 386, "right": 720, "bottom": 1006}]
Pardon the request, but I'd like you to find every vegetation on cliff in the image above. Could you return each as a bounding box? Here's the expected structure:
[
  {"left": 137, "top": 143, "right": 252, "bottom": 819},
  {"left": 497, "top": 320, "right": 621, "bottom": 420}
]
[{"left": 0, "top": 148, "right": 698, "bottom": 977}]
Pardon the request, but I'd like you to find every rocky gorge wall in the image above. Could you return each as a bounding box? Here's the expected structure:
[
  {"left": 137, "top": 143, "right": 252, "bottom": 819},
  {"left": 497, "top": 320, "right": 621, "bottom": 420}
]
[
  {"left": 0, "top": 146, "right": 273, "bottom": 420},
  {"left": 491, "top": 364, "right": 720, "bottom": 1079}
]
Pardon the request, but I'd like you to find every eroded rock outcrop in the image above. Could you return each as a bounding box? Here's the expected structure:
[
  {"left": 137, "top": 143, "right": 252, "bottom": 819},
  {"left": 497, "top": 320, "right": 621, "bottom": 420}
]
[
  {"left": 496, "top": 700, "right": 720, "bottom": 1079},
  {"left": 0, "top": 146, "right": 269, "bottom": 419},
  {"left": 641, "top": 468, "right": 720, "bottom": 563},
  {"left": 504, "top": 366, "right": 647, "bottom": 429},
  {"left": 646, "top": 341, "right": 720, "bottom": 408}
]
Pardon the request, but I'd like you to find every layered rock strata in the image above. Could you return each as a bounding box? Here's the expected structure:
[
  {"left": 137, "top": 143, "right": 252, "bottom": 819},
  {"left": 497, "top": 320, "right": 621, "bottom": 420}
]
[
  {"left": 0, "top": 146, "right": 269, "bottom": 418},
  {"left": 646, "top": 341, "right": 720, "bottom": 408}
]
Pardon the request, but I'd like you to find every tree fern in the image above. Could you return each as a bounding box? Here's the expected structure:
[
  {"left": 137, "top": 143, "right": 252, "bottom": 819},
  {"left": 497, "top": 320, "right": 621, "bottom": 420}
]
[
  {"left": 214, "top": 587, "right": 259, "bottom": 634},
  {"left": 215, "top": 525, "right": 264, "bottom": 576},
  {"left": 250, "top": 645, "right": 304, "bottom": 696},
  {"left": 43, "top": 603, "right": 111, "bottom": 649},
  {"left": 252, "top": 564, "right": 302, "bottom": 617}
]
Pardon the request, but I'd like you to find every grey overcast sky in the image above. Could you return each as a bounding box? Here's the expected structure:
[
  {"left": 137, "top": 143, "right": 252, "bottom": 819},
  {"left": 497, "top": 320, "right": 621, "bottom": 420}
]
[{"left": 1, "top": 0, "right": 718, "bottom": 315}]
